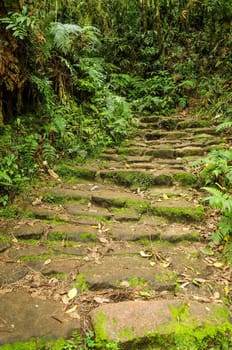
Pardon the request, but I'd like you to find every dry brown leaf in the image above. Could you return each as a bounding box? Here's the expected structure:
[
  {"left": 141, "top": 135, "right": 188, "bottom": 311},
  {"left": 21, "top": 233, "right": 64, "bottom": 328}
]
[
  {"left": 140, "top": 251, "right": 152, "bottom": 258},
  {"left": 93, "top": 296, "right": 111, "bottom": 304},
  {"left": 120, "top": 281, "right": 130, "bottom": 288},
  {"left": 43, "top": 259, "right": 52, "bottom": 265},
  {"left": 66, "top": 305, "right": 77, "bottom": 314},
  {"left": 62, "top": 295, "right": 70, "bottom": 305},
  {"left": 70, "top": 312, "right": 80, "bottom": 319},
  {"left": 47, "top": 169, "right": 59, "bottom": 179}
]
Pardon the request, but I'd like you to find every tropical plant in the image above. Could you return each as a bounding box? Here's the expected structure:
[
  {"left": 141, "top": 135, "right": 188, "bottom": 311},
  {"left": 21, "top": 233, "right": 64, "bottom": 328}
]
[
  {"left": 202, "top": 187, "right": 232, "bottom": 243},
  {"left": 0, "top": 6, "right": 38, "bottom": 40}
]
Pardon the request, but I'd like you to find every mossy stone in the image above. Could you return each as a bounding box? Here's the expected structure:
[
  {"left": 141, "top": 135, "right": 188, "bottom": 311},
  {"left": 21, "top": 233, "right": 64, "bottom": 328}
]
[
  {"left": 173, "top": 173, "right": 197, "bottom": 187},
  {"left": 152, "top": 205, "right": 204, "bottom": 223}
]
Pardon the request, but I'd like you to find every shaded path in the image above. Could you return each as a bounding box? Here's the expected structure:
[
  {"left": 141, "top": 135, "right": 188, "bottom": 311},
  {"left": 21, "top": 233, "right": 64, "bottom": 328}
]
[{"left": 0, "top": 113, "right": 231, "bottom": 348}]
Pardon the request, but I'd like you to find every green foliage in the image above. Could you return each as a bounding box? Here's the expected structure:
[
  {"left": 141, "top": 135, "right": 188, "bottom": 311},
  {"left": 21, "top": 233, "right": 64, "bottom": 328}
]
[
  {"left": 0, "top": 332, "right": 96, "bottom": 349},
  {"left": 49, "top": 23, "right": 83, "bottom": 55},
  {"left": 0, "top": 6, "right": 37, "bottom": 39},
  {"left": 202, "top": 187, "right": 232, "bottom": 243},
  {"left": 0, "top": 154, "right": 28, "bottom": 205},
  {"left": 193, "top": 149, "right": 232, "bottom": 187}
]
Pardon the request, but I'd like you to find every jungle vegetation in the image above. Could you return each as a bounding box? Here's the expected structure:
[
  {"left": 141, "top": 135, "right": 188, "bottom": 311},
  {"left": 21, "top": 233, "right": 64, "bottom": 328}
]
[{"left": 0, "top": 0, "right": 232, "bottom": 245}]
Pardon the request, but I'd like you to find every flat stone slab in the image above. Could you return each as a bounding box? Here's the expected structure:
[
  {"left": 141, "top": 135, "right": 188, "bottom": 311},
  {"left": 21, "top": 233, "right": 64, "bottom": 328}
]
[
  {"left": 108, "top": 218, "right": 200, "bottom": 242},
  {"left": 47, "top": 184, "right": 145, "bottom": 207},
  {"left": 0, "top": 262, "right": 29, "bottom": 286},
  {"left": 48, "top": 223, "right": 98, "bottom": 242},
  {"left": 4, "top": 221, "right": 48, "bottom": 239},
  {"left": 41, "top": 257, "right": 80, "bottom": 276},
  {"left": 0, "top": 291, "right": 80, "bottom": 344},
  {"left": 79, "top": 255, "right": 177, "bottom": 291},
  {"left": 90, "top": 299, "right": 231, "bottom": 346}
]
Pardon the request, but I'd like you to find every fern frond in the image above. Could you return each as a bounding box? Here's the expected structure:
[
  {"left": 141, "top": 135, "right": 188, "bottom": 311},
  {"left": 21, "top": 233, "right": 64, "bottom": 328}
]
[
  {"left": 202, "top": 186, "right": 232, "bottom": 212},
  {"left": 22, "top": 135, "right": 39, "bottom": 165},
  {"left": 217, "top": 121, "right": 232, "bottom": 131},
  {"left": 52, "top": 115, "right": 66, "bottom": 138},
  {"left": 42, "top": 142, "right": 56, "bottom": 166},
  {"left": 50, "top": 22, "right": 83, "bottom": 55}
]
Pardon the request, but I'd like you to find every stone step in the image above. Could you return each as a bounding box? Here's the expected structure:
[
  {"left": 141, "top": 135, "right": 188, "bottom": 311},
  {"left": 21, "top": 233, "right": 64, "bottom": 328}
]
[
  {"left": 145, "top": 127, "right": 218, "bottom": 141},
  {"left": 90, "top": 299, "right": 231, "bottom": 348},
  {"left": 56, "top": 164, "right": 197, "bottom": 188},
  {"left": 41, "top": 184, "right": 203, "bottom": 223},
  {"left": 0, "top": 291, "right": 80, "bottom": 345},
  {"left": 139, "top": 118, "right": 212, "bottom": 131}
]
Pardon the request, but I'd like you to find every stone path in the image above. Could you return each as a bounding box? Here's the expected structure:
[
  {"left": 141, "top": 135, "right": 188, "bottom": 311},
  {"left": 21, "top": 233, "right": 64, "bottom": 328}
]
[{"left": 0, "top": 113, "right": 231, "bottom": 348}]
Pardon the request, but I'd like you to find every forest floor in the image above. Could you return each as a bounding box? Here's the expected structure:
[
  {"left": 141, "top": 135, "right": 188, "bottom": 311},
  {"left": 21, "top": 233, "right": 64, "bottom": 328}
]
[{"left": 0, "top": 112, "right": 232, "bottom": 348}]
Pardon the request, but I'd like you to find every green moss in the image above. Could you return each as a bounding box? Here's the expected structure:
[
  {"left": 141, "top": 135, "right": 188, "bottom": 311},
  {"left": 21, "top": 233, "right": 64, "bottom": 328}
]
[
  {"left": 75, "top": 273, "right": 89, "bottom": 292},
  {"left": 177, "top": 120, "right": 211, "bottom": 129},
  {"left": 153, "top": 174, "right": 173, "bottom": 186},
  {"left": 42, "top": 194, "right": 66, "bottom": 204},
  {"left": 55, "top": 165, "right": 96, "bottom": 180},
  {"left": 79, "top": 232, "right": 97, "bottom": 242},
  {"left": 139, "top": 237, "right": 151, "bottom": 246},
  {"left": 119, "top": 304, "right": 232, "bottom": 350},
  {"left": 127, "top": 277, "right": 147, "bottom": 288},
  {"left": 44, "top": 193, "right": 90, "bottom": 204},
  {"left": 126, "top": 200, "right": 151, "bottom": 214},
  {"left": 48, "top": 231, "right": 67, "bottom": 241},
  {"left": 47, "top": 272, "right": 67, "bottom": 280},
  {"left": 75, "top": 214, "right": 110, "bottom": 223},
  {"left": 19, "top": 254, "right": 50, "bottom": 262},
  {"left": 102, "top": 171, "right": 155, "bottom": 189},
  {"left": 17, "top": 238, "right": 40, "bottom": 245},
  {"left": 152, "top": 204, "right": 204, "bottom": 223},
  {"left": 0, "top": 207, "right": 19, "bottom": 218},
  {"left": 118, "top": 327, "right": 136, "bottom": 342},
  {"left": 0, "top": 333, "right": 96, "bottom": 350},
  {"left": 92, "top": 310, "right": 109, "bottom": 344},
  {"left": 0, "top": 234, "right": 10, "bottom": 244},
  {"left": 150, "top": 149, "right": 175, "bottom": 159},
  {"left": 173, "top": 173, "right": 197, "bottom": 187},
  {"left": 155, "top": 270, "right": 177, "bottom": 282}
]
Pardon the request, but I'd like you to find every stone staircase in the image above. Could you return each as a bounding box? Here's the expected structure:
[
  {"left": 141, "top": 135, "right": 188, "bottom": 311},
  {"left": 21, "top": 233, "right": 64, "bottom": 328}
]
[{"left": 0, "top": 113, "right": 231, "bottom": 349}]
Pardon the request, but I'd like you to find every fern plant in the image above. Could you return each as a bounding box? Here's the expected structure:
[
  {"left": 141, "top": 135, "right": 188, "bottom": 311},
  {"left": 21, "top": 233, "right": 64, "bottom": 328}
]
[
  {"left": 202, "top": 187, "right": 232, "bottom": 243},
  {"left": 49, "top": 22, "right": 83, "bottom": 55},
  {"left": 0, "top": 6, "right": 37, "bottom": 40}
]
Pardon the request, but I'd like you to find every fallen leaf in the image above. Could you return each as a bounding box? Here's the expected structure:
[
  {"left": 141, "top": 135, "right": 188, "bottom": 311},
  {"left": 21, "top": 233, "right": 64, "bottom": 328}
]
[
  {"left": 12, "top": 236, "right": 18, "bottom": 243},
  {"left": 93, "top": 296, "right": 110, "bottom": 304},
  {"left": 99, "top": 237, "right": 108, "bottom": 244},
  {"left": 70, "top": 312, "right": 80, "bottom": 319},
  {"left": 62, "top": 295, "right": 70, "bottom": 305},
  {"left": 68, "top": 288, "right": 78, "bottom": 300},
  {"left": 66, "top": 305, "right": 77, "bottom": 314},
  {"left": 43, "top": 258, "right": 51, "bottom": 265},
  {"left": 140, "top": 251, "right": 152, "bottom": 258},
  {"left": 47, "top": 169, "right": 59, "bottom": 179},
  {"left": 91, "top": 185, "right": 99, "bottom": 191},
  {"left": 120, "top": 281, "right": 130, "bottom": 288},
  {"left": 213, "top": 291, "right": 220, "bottom": 300},
  {"left": 162, "top": 262, "right": 171, "bottom": 268},
  {"left": 213, "top": 262, "right": 224, "bottom": 268},
  {"left": 32, "top": 197, "right": 42, "bottom": 206},
  {"left": 139, "top": 291, "right": 152, "bottom": 297}
]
